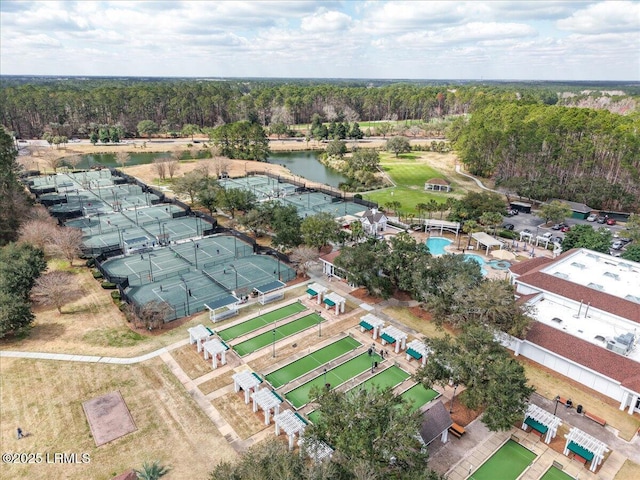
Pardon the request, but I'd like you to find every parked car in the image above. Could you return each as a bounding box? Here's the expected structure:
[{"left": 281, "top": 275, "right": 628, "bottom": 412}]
[
  {"left": 611, "top": 241, "right": 624, "bottom": 250},
  {"left": 561, "top": 225, "right": 571, "bottom": 232},
  {"left": 553, "top": 236, "right": 563, "bottom": 244},
  {"left": 596, "top": 216, "right": 607, "bottom": 224},
  {"left": 551, "top": 223, "right": 567, "bottom": 230},
  {"left": 502, "top": 223, "right": 515, "bottom": 230},
  {"left": 586, "top": 214, "right": 598, "bottom": 222},
  {"left": 542, "top": 232, "right": 553, "bottom": 239},
  {"left": 506, "top": 209, "right": 519, "bottom": 216},
  {"left": 606, "top": 218, "right": 616, "bottom": 225}
]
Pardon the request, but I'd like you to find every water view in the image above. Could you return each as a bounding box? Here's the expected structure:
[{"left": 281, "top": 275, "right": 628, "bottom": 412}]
[{"left": 267, "top": 151, "right": 348, "bottom": 188}]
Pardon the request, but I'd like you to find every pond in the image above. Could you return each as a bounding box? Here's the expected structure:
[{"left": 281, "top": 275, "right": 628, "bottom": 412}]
[
  {"left": 65, "top": 150, "right": 211, "bottom": 169},
  {"left": 267, "top": 151, "right": 348, "bottom": 188}
]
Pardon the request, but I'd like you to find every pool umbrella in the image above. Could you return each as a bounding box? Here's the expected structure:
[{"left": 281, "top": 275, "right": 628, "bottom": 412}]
[{"left": 492, "top": 249, "right": 516, "bottom": 260}]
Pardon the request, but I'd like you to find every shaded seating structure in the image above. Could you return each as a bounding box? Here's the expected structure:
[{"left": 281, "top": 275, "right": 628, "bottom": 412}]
[
  {"left": 323, "top": 292, "right": 346, "bottom": 314},
  {"left": 274, "top": 409, "right": 307, "bottom": 450},
  {"left": 188, "top": 324, "right": 214, "bottom": 353},
  {"left": 251, "top": 388, "right": 283, "bottom": 425},
  {"left": 359, "top": 313, "right": 385, "bottom": 340},
  {"left": 521, "top": 403, "right": 562, "bottom": 444},
  {"left": 205, "top": 295, "right": 240, "bottom": 323},
  {"left": 306, "top": 282, "right": 328, "bottom": 305},
  {"left": 380, "top": 326, "right": 407, "bottom": 353},
  {"left": 563, "top": 427, "right": 609, "bottom": 472},
  {"left": 202, "top": 338, "right": 229, "bottom": 369},
  {"left": 255, "top": 280, "right": 286, "bottom": 305},
  {"left": 232, "top": 370, "right": 263, "bottom": 404},
  {"left": 299, "top": 437, "right": 334, "bottom": 462},
  {"left": 405, "top": 339, "right": 429, "bottom": 365}
]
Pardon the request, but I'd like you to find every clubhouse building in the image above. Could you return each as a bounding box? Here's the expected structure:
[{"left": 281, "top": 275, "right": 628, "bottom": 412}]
[{"left": 505, "top": 248, "right": 640, "bottom": 416}]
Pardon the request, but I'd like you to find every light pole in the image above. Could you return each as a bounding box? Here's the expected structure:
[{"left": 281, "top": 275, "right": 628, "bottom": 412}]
[
  {"left": 162, "top": 223, "right": 167, "bottom": 245},
  {"left": 148, "top": 253, "right": 155, "bottom": 280},
  {"left": 134, "top": 204, "right": 139, "bottom": 225},
  {"left": 323, "top": 368, "right": 327, "bottom": 388},
  {"left": 228, "top": 264, "right": 238, "bottom": 290},
  {"left": 318, "top": 311, "right": 322, "bottom": 337},
  {"left": 181, "top": 276, "right": 190, "bottom": 316},
  {"left": 272, "top": 328, "right": 276, "bottom": 358},
  {"left": 192, "top": 239, "right": 199, "bottom": 269},
  {"left": 450, "top": 383, "right": 459, "bottom": 414},
  {"left": 553, "top": 395, "right": 561, "bottom": 416}
]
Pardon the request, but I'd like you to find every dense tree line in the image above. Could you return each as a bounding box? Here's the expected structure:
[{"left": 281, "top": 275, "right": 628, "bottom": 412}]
[
  {"left": 450, "top": 101, "right": 640, "bottom": 210},
  {"left": 0, "top": 79, "right": 586, "bottom": 140}
]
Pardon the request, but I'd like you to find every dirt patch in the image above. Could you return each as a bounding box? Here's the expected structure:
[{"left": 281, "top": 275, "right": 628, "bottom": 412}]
[
  {"left": 170, "top": 344, "right": 213, "bottom": 380},
  {"left": 615, "top": 460, "right": 640, "bottom": 480},
  {"left": 83, "top": 391, "right": 137, "bottom": 446},
  {"left": 349, "top": 287, "right": 384, "bottom": 304},
  {"left": 199, "top": 371, "right": 235, "bottom": 396},
  {"left": 211, "top": 392, "right": 268, "bottom": 440},
  {"left": 446, "top": 397, "right": 483, "bottom": 427}
]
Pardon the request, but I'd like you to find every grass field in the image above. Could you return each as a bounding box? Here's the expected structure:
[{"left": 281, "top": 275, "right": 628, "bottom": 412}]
[
  {"left": 0, "top": 358, "right": 236, "bottom": 480},
  {"left": 285, "top": 351, "right": 384, "bottom": 408},
  {"left": 362, "top": 151, "right": 469, "bottom": 215},
  {"left": 232, "top": 313, "right": 324, "bottom": 357},
  {"left": 265, "top": 336, "right": 361, "bottom": 388},
  {"left": 470, "top": 440, "right": 537, "bottom": 480},
  {"left": 217, "top": 302, "right": 307, "bottom": 341},
  {"left": 615, "top": 460, "right": 640, "bottom": 480}
]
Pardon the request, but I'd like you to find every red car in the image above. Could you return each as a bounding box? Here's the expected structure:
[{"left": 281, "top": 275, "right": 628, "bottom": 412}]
[
  {"left": 606, "top": 218, "right": 616, "bottom": 225},
  {"left": 561, "top": 225, "right": 571, "bottom": 232}
]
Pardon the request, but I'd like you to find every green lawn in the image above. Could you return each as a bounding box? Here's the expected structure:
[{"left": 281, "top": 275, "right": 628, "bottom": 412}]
[
  {"left": 363, "top": 152, "right": 454, "bottom": 215},
  {"left": 400, "top": 384, "right": 440, "bottom": 412},
  {"left": 354, "top": 365, "right": 410, "bottom": 392}
]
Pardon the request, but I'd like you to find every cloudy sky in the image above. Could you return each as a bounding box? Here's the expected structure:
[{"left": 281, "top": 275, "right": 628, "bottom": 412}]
[{"left": 1, "top": 1, "right": 638, "bottom": 80}]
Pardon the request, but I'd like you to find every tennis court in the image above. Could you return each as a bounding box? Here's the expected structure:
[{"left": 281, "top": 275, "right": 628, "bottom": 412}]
[
  {"left": 202, "top": 254, "right": 296, "bottom": 291},
  {"left": 285, "top": 351, "right": 384, "bottom": 409},
  {"left": 265, "top": 336, "right": 362, "bottom": 388},
  {"left": 400, "top": 384, "right": 440, "bottom": 412},
  {"left": 232, "top": 313, "right": 324, "bottom": 357},
  {"left": 353, "top": 366, "right": 410, "bottom": 392},
  {"left": 218, "top": 302, "right": 307, "bottom": 341},
  {"left": 469, "top": 440, "right": 537, "bottom": 480},
  {"left": 540, "top": 466, "right": 574, "bottom": 480}
]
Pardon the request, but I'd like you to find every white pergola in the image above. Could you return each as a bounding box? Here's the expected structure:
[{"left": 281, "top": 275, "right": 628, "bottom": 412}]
[
  {"left": 188, "top": 324, "right": 213, "bottom": 353},
  {"left": 232, "top": 370, "right": 263, "bottom": 404},
  {"left": 306, "top": 282, "right": 328, "bottom": 305},
  {"left": 521, "top": 403, "right": 562, "bottom": 444},
  {"left": 563, "top": 427, "right": 609, "bottom": 472},
  {"left": 202, "top": 338, "right": 229, "bottom": 369},
  {"left": 274, "top": 409, "right": 307, "bottom": 450},
  {"left": 405, "top": 339, "right": 429, "bottom": 365},
  {"left": 380, "top": 326, "right": 407, "bottom": 353},
  {"left": 359, "top": 313, "right": 385, "bottom": 340},
  {"left": 323, "top": 292, "right": 346, "bottom": 315},
  {"left": 251, "top": 388, "right": 283, "bottom": 425},
  {"left": 299, "top": 437, "right": 334, "bottom": 462},
  {"left": 471, "top": 232, "right": 503, "bottom": 255}
]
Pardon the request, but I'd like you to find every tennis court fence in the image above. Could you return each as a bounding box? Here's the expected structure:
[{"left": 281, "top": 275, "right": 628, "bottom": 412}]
[{"left": 169, "top": 245, "right": 194, "bottom": 265}]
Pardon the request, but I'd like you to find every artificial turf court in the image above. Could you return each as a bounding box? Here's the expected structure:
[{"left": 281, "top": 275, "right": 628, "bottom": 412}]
[
  {"left": 354, "top": 365, "right": 410, "bottom": 392},
  {"left": 232, "top": 313, "right": 324, "bottom": 357},
  {"left": 469, "top": 440, "right": 537, "bottom": 480},
  {"left": 400, "top": 383, "right": 440, "bottom": 412},
  {"left": 265, "top": 336, "right": 362, "bottom": 388},
  {"left": 540, "top": 466, "right": 574, "bottom": 480},
  {"left": 218, "top": 302, "right": 307, "bottom": 342},
  {"left": 285, "top": 351, "right": 384, "bottom": 409}
]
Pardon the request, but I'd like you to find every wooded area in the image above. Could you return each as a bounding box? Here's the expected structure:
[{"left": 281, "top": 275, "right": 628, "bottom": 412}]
[{"left": 450, "top": 102, "right": 640, "bottom": 210}]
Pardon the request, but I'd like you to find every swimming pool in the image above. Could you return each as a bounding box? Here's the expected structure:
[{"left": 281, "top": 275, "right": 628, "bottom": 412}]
[
  {"left": 463, "top": 254, "right": 488, "bottom": 276},
  {"left": 426, "top": 237, "right": 452, "bottom": 255}
]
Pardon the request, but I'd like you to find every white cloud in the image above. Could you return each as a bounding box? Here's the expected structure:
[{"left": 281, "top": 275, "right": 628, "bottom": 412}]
[
  {"left": 301, "top": 10, "right": 353, "bottom": 32},
  {"left": 556, "top": 1, "right": 640, "bottom": 34}
]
